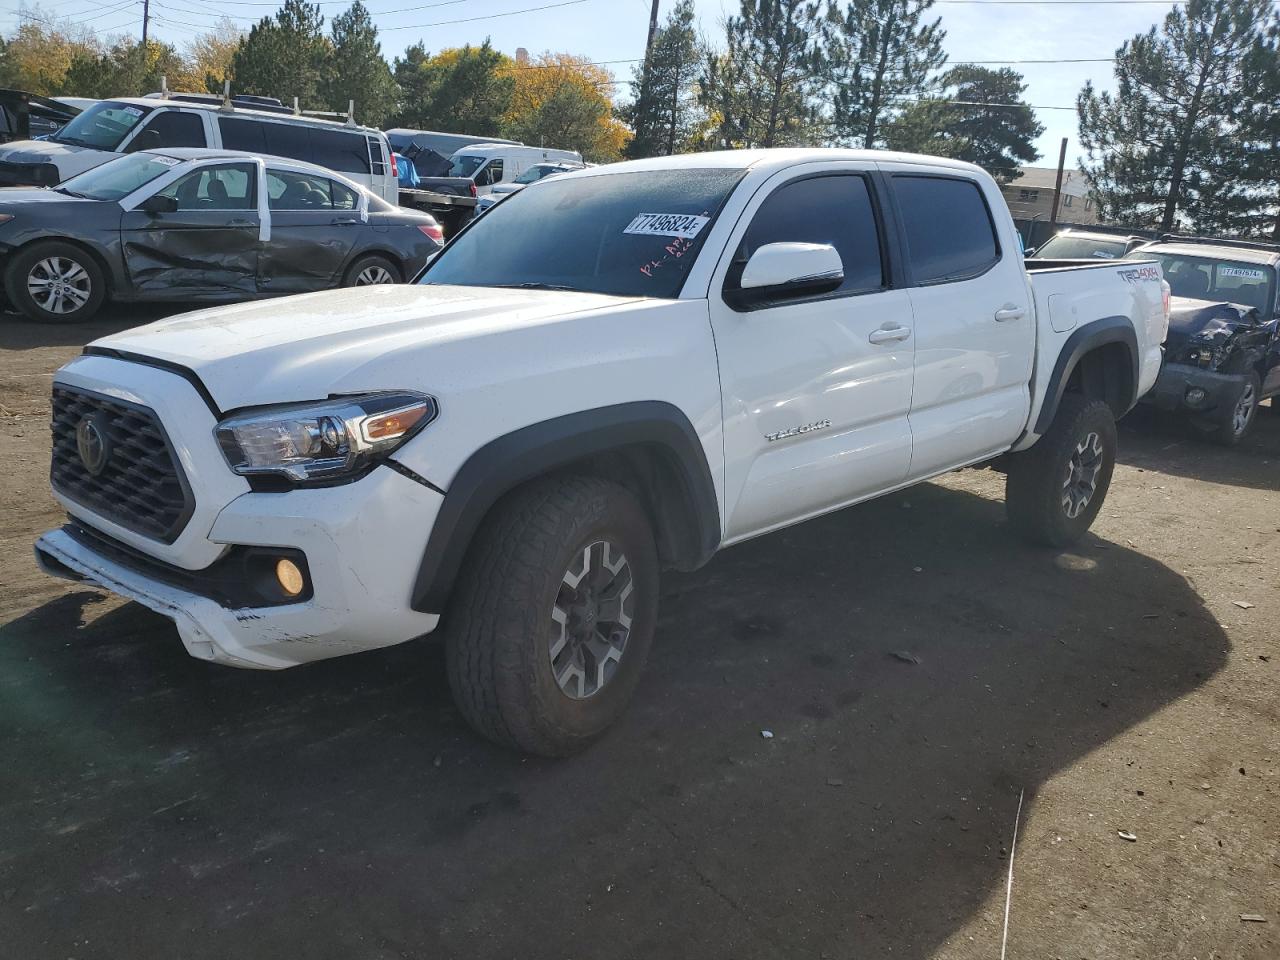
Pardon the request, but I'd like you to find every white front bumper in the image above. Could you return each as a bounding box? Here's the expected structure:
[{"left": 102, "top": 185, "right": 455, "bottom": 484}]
[{"left": 36, "top": 464, "right": 444, "bottom": 670}]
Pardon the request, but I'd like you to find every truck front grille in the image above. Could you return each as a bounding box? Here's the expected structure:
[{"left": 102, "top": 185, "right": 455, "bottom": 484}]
[{"left": 50, "top": 385, "right": 193, "bottom": 543}]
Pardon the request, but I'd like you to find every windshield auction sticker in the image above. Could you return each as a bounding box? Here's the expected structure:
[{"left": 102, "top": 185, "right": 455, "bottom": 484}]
[
  {"left": 1220, "top": 266, "right": 1267, "bottom": 280},
  {"left": 624, "top": 213, "right": 710, "bottom": 239}
]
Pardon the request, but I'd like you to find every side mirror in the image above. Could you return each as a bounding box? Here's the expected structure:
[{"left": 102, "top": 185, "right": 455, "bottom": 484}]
[
  {"left": 730, "top": 242, "right": 844, "bottom": 308},
  {"left": 139, "top": 194, "right": 178, "bottom": 215}
]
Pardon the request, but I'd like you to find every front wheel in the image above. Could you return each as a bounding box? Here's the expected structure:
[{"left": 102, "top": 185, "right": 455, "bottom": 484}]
[
  {"left": 1194, "top": 373, "right": 1259, "bottom": 446},
  {"left": 445, "top": 476, "right": 660, "bottom": 757},
  {"left": 1005, "top": 395, "right": 1117, "bottom": 547},
  {"left": 5, "top": 241, "right": 106, "bottom": 323}
]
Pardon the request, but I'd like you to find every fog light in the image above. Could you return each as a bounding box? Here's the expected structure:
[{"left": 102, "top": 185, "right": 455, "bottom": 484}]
[
  {"left": 275, "top": 557, "right": 305, "bottom": 597},
  {"left": 1185, "top": 386, "right": 1208, "bottom": 407}
]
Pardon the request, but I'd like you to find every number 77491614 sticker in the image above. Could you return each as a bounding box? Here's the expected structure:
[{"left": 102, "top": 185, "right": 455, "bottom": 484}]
[{"left": 624, "top": 212, "right": 710, "bottom": 239}]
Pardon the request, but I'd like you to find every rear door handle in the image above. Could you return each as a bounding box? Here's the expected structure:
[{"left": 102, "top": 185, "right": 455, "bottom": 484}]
[
  {"left": 994, "top": 304, "right": 1027, "bottom": 322},
  {"left": 869, "top": 325, "right": 912, "bottom": 344}
]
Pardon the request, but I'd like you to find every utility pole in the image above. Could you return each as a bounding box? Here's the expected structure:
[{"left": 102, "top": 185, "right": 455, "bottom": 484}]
[
  {"left": 141, "top": 0, "right": 150, "bottom": 48},
  {"left": 1048, "top": 136, "right": 1067, "bottom": 227},
  {"left": 644, "top": 0, "right": 660, "bottom": 63}
]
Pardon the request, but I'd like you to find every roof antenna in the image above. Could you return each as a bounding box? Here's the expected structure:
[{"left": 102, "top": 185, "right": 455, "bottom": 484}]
[{"left": 220, "top": 79, "right": 233, "bottom": 112}]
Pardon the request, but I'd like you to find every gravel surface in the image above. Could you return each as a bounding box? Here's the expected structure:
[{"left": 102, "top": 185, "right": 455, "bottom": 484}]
[{"left": 2, "top": 308, "right": 1277, "bottom": 959}]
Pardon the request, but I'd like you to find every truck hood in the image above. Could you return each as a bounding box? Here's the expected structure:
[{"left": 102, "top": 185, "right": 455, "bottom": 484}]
[
  {"left": 0, "top": 139, "right": 113, "bottom": 178},
  {"left": 89, "top": 284, "right": 645, "bottom": 410}
]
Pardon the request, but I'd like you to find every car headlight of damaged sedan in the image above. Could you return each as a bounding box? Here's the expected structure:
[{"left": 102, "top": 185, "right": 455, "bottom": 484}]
[{"left": 215, "top": 392, "right": 436, "bottom": 482}]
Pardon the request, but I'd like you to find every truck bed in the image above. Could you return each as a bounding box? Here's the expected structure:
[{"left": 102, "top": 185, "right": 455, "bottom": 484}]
[{"left": 1019, "top": 258, "right": 1167, "bottom": 448}]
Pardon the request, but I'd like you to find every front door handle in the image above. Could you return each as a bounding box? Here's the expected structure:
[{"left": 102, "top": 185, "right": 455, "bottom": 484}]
[
  {"left": 869, "top": 325, "right": 912, "bottom": 344},
  {"left": 994, "top": 304, "right": 1027, "bottom": 322}
]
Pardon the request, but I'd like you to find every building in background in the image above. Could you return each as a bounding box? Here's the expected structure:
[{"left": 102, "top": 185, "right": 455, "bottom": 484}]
[{"left": 1000, "top": 166, "right": 1098, "bottom": 226}]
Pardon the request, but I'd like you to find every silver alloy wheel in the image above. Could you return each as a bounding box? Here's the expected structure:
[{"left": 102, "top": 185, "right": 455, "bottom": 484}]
[
  {"left": 1231, "top": 382, "right": 1256, "bottom": 437},
  {"left": 354, "top": 264, "right": 395, "bottom": 285},
  {"left": 27, "top": 256, "right": 91, "bottom": 314},
  {"left": 549, "top": 539, "right": 634, "bottom": 700},
  {"left": 1062, "top": 431, "right": 1104, "bottom": 519}
]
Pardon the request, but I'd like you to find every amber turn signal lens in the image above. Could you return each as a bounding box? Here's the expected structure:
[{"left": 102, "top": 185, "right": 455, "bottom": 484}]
[
  {"left": 275, "top": 557, "right": 305, "bottom": 597},
  {"left": 365, "top": 405, "right": 428, "bottom": 440}
]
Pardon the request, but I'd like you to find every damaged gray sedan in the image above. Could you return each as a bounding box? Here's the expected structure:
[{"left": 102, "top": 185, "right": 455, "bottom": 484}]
[{"left": 0, "top": 147, "right": 444, "bottom": 324}]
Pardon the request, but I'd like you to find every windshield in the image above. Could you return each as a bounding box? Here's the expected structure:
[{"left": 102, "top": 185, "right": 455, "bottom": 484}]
[
  {"left": 1034, "top": 234, "right": 1127, "bottom": 260},
  {"left": 1126, "top": 250, "right": 1275, "bottom": 312},
  {"left": 52, "top": 101, "right": 152, "bottom": 151},
  {"left": 421, "top": 168, "right": 743, "bottom": 299},
  {"left": 448, "top": 154, "right": 485, "bottom": 178},
  {"left": 58, "top": 152, "right": 180, "bottom": 201}
]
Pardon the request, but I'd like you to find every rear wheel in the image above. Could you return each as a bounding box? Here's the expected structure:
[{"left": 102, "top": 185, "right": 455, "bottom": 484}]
[
  {"left": 1006, "top": 394, "right": 1117, "bottom": 547},
  {"left": 445, "top": 475, "right": 660, "bottom": 757},
  {"left": 342, "top": 254, "right": 401, "bottom": 287},
  {"left": 5, "top": 241, "right": 106, "bottom": 323}
]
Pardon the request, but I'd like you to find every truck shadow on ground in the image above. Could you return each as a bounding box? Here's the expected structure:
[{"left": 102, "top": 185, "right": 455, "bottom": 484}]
[
  {"left": 0, "top": 484, "right": 1227, "bottom": 960},
  {"left": 1119, "top": 402, "right": 1280, "bottom": 492}
]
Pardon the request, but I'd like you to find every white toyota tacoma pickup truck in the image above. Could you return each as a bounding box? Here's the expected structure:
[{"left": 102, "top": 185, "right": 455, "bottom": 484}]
[{"left": 36, "top": 149, "right": 1169, "bottom": 755}]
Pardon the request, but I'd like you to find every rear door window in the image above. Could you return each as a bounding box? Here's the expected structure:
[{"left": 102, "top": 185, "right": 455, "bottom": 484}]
[
  {"left": 262, "top": 123, "right": 310, "bottom": 162},
  {"left": 310, "top": 129, "right": 370, "bottom": 174},
  {"left": 894, "top": 175, "right": 1000, "bottom": 284},
  {"left": 218, "top": 117, "right": 266, "bottom": 153},
  {"left": 267, "top": 169, "right": 349, "bottom": 209}
]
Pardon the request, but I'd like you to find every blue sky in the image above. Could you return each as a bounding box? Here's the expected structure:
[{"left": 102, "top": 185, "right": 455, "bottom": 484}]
[{"left": 17, "top": 0, "right": 1181, "bottom": 167}]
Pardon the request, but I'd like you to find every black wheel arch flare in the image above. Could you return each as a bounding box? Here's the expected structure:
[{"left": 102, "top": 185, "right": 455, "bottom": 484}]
[
  {"left": 1033, "top": 316, "right": 1140, "bottom": 435},
  {"left": 408, "top": 401, "right": 721, "bottom": 614}
]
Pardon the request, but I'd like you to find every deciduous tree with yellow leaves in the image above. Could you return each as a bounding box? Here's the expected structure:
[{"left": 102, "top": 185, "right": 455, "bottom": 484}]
[{"left": 500, "top": 53, "right": 629, "bottom": 162}]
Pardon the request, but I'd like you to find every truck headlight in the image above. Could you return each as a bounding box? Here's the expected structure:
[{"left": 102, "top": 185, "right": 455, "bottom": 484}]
[{"left": 215, "top": 392, "right": 436, "bottom": 483}]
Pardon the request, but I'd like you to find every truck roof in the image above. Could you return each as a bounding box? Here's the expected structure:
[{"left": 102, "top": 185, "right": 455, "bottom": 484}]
[{"left": 559, "top": 147, "right": 989, "bottom": 179}]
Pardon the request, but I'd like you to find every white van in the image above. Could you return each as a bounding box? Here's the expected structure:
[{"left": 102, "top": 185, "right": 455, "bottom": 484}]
[
  {"left": 447, "top": 143, "right": 584, "bottom": 195},
  {"left": 0, "top": 97, "right": 399, "bottom": 203}
]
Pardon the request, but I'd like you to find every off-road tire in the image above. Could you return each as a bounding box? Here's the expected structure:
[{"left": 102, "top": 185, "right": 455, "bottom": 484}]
[
  {"left": 342, "top": 253, "right": 401, "bottom": 287},
  {"left": 1193, "top": 372, "right": 1260, "bottom": 447},
  {"left": 1006, "top": 394, "right": 1117, "bottom": 547},
  {"left": 444, "top": 475, "right": 660, "bottom": 757},
  {"left": 5, "top": 241, "right": 106, "bottom": 324}
]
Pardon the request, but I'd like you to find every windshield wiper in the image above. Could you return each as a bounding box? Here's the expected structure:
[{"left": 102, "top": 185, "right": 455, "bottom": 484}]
[
  {"left": 54, "top": 187, "right": 86, "bottom": 198},
  {"left": 491, "top": 281, "right": 579, "bottom": 292}
]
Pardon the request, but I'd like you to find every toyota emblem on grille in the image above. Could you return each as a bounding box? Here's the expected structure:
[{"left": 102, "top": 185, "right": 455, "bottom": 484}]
[{"left": 75, "top": 414, "right": 110, "bottom": 476}]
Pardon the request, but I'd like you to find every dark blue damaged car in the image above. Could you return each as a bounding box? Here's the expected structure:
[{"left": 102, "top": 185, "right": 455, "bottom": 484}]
[
  {"left": 1124, "top": 237, "right": 1280, "bottom": 445},
  {"left": 0, "top": 148, "right": 443, "bottom": 325}
]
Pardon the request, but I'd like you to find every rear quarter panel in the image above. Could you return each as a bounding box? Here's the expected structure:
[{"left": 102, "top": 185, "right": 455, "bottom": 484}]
[{"left": 1017, "top": 260, "right": 1167, "bottom": 449}]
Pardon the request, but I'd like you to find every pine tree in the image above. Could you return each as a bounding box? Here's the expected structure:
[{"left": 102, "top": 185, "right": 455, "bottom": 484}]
[
  {"left": 699, "top": 0, "right": 826, "bottom": 149},
  {"left": 1227, "top": 30, "right": 1280, "bottom": 238},
  {"left": 391, "top": 41, "right": 513, "bottom": 135},
  {"left": 321, "top": 2, "right": 395, "bottom": 126},
  {"left": 1077, "top": 0, "right": 1273, "bottom": 233},
  {"left": 884, "top": 66, "right": 1042, "bottom": 181},
  {"left": 825, "top": 0, "right": 946, "bottom": 148},
  {"left": 229, "top": 0, "right": 329, "bottom": 108},
  {"left": 622, "top": 0, "right": 704, "bottom": 158}
]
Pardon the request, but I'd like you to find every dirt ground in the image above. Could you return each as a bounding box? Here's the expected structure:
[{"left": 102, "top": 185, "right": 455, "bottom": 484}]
[{"left": 1, "top": 307, "right": 1277, "bottom": 960}]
